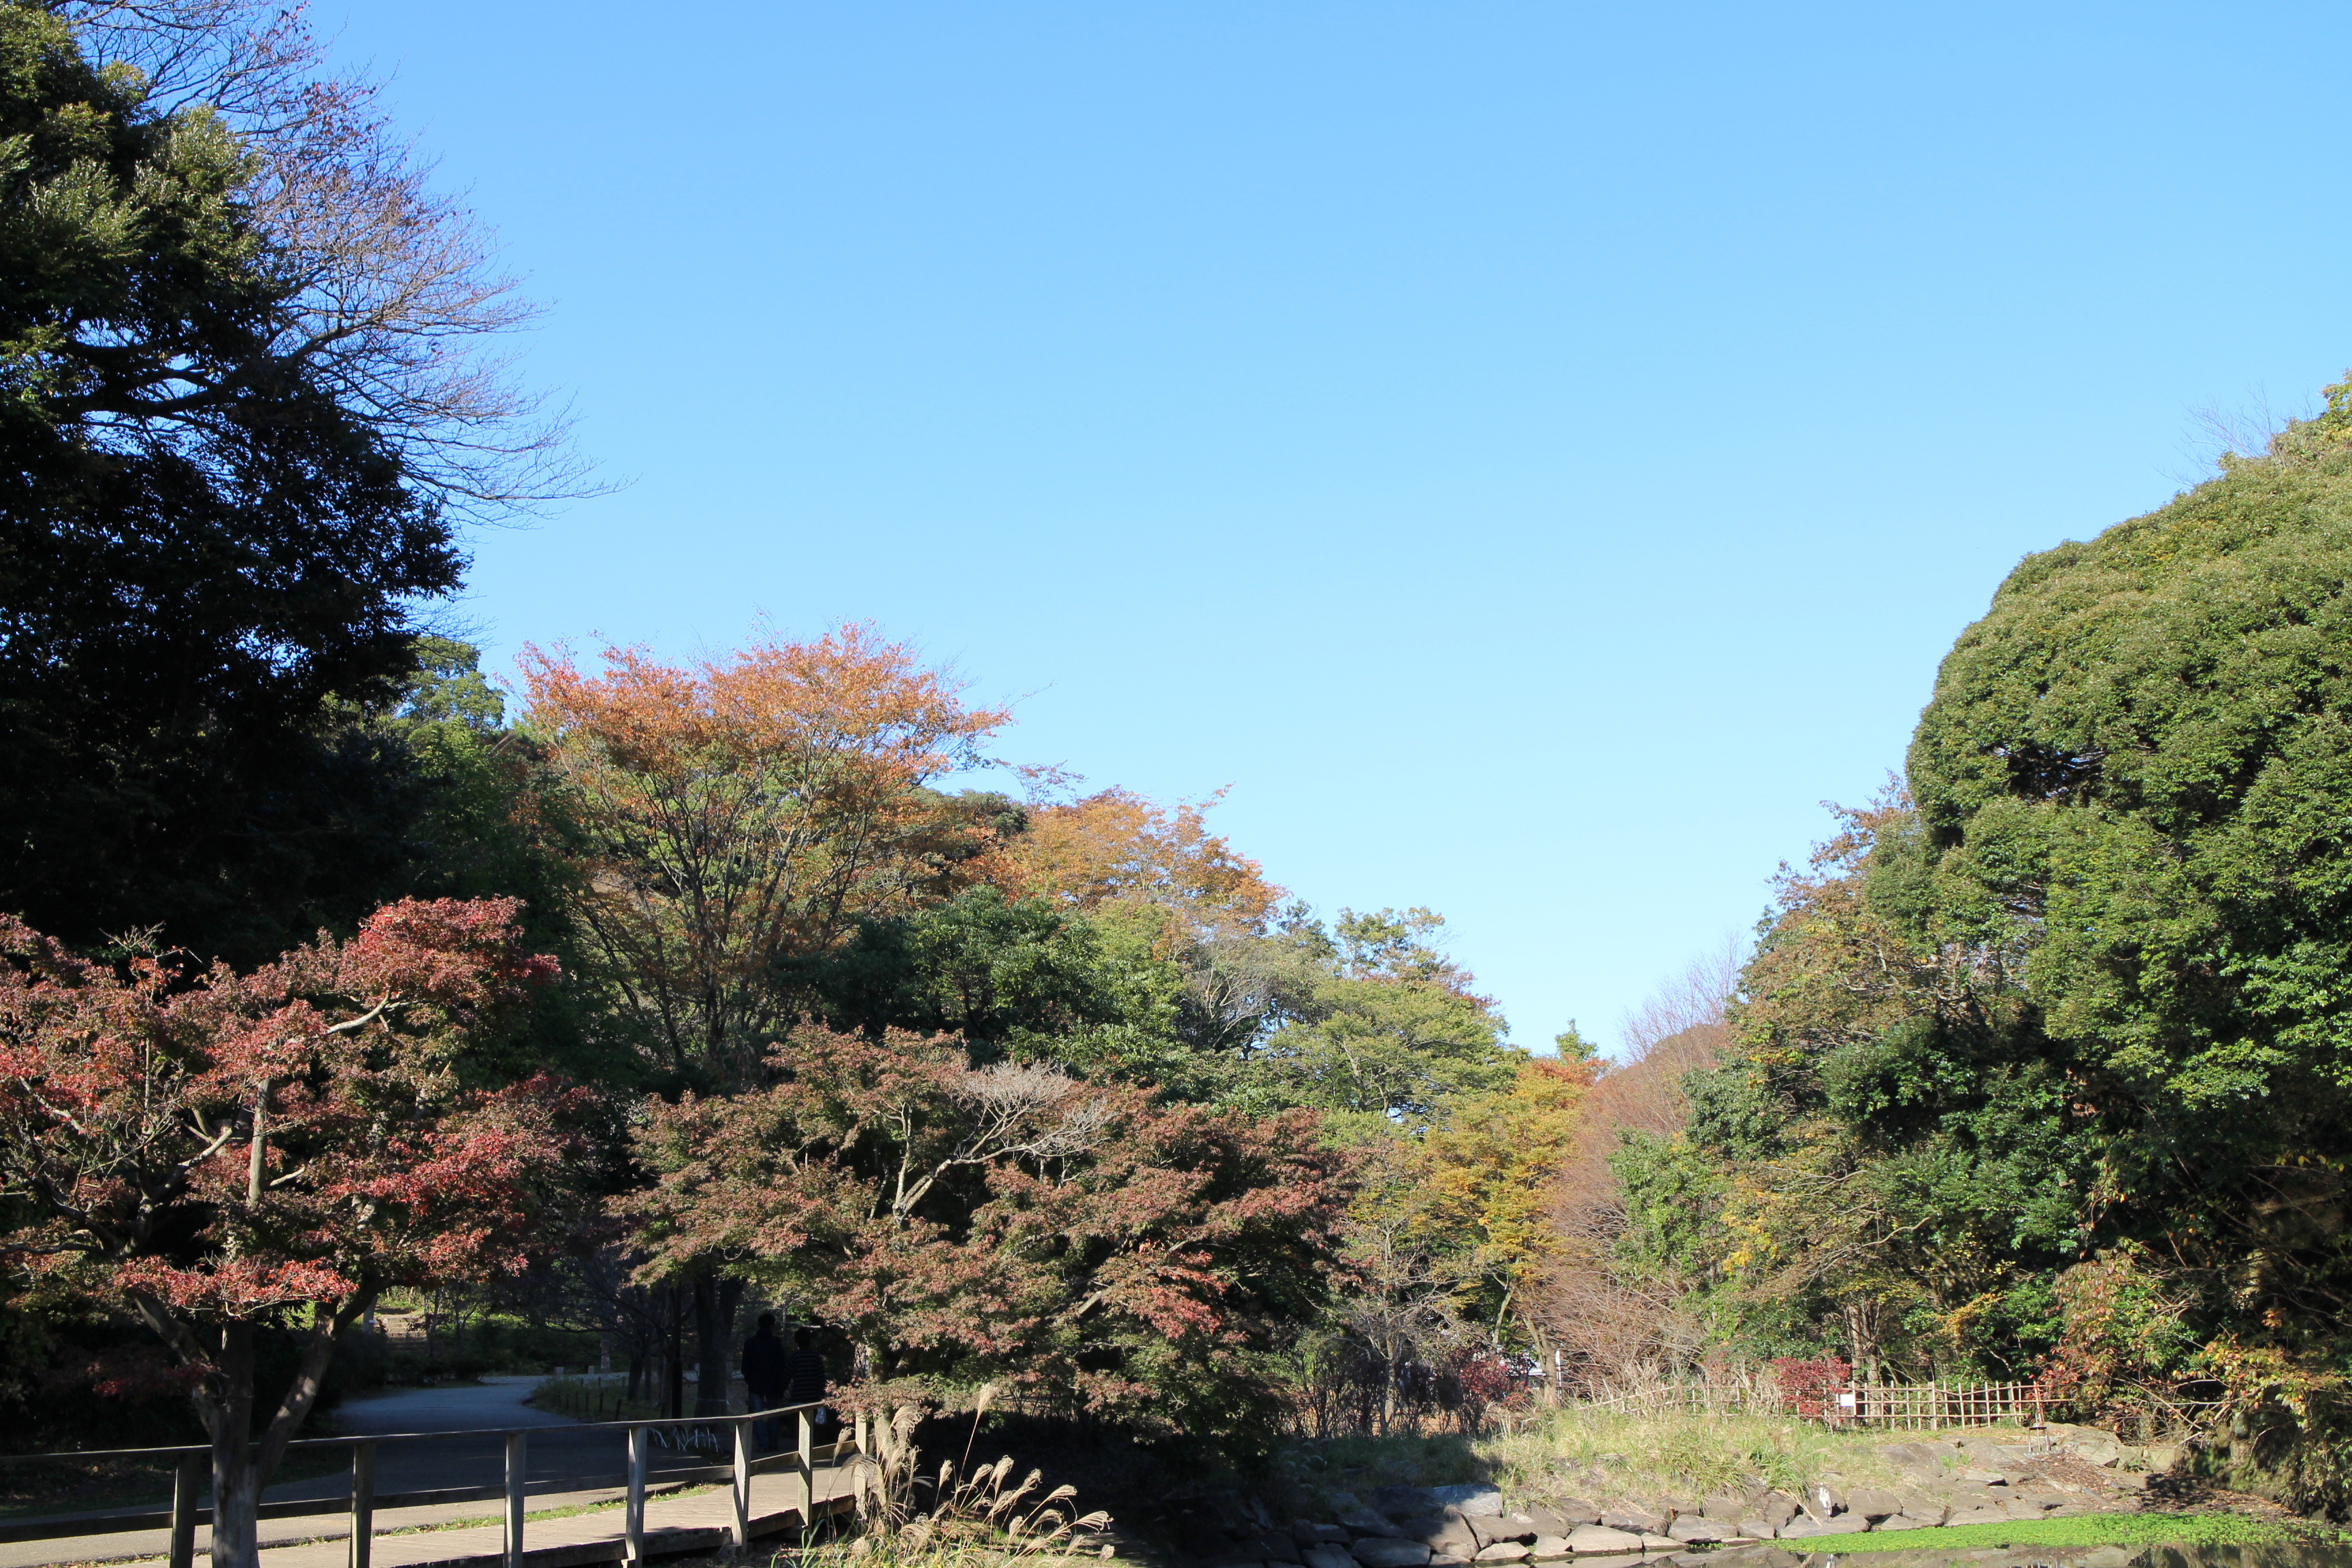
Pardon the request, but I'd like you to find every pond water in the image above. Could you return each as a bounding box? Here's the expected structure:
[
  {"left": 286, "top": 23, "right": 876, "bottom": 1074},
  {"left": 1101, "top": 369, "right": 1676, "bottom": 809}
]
[{"left": 1650, "top": 1544, "right": 2352, "bottom": 1568}]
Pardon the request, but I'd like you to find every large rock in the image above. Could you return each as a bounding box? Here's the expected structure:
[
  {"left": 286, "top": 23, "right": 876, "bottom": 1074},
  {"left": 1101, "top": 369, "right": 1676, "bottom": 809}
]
[
  {"left": 1665, "top": 1518, "right": 1731, "bottom": 1544},
  {"left": 2041, "top": 1424, "right": 2122, "bottom": 1467},
  {"left": 1635, "top": 1535, "right": 1679, "bottom": 1553},
  {"left": 1844, "top": 1488, "right": 1904, "bottom": 1522},
  {"left": 1428, "top": 1486, "right": 1506, "bottom": 1518},
  {"left": 1599, "top": 1508, "right": 1664, "bottom": 1535},
  {"left": 1733, "top": 1519, "right": 1776, "bottom": 1541},
  {"left": 1414, "top": 1519, "right": 1478, "bottom": 1557},
  {"left": 1944, "top": 1507, "right": 2006, "bottom": 1529},
  {"left": 1870, "top": 1516, "right": 1930, "bottom": 1532},
  {"left": 1895, "top": 1497, "right": 1947, "bottom": 1526},
  {"left": 1777, "top": 1516, "right": 1868, "bottom": 1539},
  {"left": 1755, "top": 1493, "right": 1799, "bottom": 1529},
  {"left": 1800, "top": 1484, "right": 1842, "bottom": 1522},
  {"left": 1698, "top": 1494, "right": 1747, "bottom": 1522},
  {"left": 1296, "top": 1523, "right": 1352, "bottom": 1547},
  {"left": 1565, "top": 1526, "right": 1645, "bottom": 1555},
  {"left": 1474, "top": 1546, "right": 1527, "bottom": 1563},
  {"left": 1352, "top": 1542, "right": 1434, "bottom": 1568},
  {"left": 1467, "top": 1516, "right": 1533, "bottom": 1548},
  {"left": 1341, "top": 1509, "right": 1405, "bottom": 1541},
  {"left": 1540, "top": 1502, "right": 1599, "bottom": 1530},
  {"left": 1303, "top": 1547, "right": 1358, "bottom": 1568},
  {"left": 1526, "top": 1537, "right": 1573, "bottom": 1561}
]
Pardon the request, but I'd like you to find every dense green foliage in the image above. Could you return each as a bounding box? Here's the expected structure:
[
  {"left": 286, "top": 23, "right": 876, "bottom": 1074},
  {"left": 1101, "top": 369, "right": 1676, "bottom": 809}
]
[
  {"left": 0, "top": 3, "right": 464, "bottom": 963},
  {"left": 1596, "top": 380, "right": 2352, "bottom": 1507}
]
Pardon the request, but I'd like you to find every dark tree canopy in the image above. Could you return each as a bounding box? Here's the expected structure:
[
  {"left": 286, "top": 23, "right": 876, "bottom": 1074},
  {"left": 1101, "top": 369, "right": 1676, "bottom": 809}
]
[{"left": 0, "top": 4, "right": 461, "bottom": 960}]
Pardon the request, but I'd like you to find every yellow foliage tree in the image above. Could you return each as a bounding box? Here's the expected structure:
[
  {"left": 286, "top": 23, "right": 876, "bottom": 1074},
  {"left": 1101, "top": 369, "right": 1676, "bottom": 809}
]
[{"left": 1414, "top": 1057, "right": 1590, "bottom": 1372}]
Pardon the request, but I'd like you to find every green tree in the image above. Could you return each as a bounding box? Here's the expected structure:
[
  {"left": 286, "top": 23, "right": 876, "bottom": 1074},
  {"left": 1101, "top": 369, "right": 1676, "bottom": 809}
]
[
  {"left": 1684, "top": 380, "right": 2352, "bottom": 1454},
  {"left": 1243, "top": 908, "right": 1522, "bottom": 1137}
]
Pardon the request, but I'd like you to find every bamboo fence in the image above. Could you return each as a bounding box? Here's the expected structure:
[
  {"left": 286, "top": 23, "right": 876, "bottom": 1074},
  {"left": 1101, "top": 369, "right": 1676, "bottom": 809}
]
[{"left": 1586, "top": 1377, "right": 2051, "bottom": 1428}]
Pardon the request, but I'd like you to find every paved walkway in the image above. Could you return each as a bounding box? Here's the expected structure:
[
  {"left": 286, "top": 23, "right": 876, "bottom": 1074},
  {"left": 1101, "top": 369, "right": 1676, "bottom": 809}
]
[{"left": 271, "top": 1379, "right": 724, "bottom": 1505}]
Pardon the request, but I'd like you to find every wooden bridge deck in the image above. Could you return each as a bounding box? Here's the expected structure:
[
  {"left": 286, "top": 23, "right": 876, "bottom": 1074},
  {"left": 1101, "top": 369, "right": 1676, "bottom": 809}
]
[{"left": 12, "top": 1464, "right": 855, "bottom": 1568}]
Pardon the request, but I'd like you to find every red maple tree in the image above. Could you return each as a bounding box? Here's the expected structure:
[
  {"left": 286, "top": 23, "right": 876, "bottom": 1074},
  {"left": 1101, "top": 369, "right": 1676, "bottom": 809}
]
[
  {"left": 622, "top": 1025, "right": 1350, "bottom": 1446},
  {"left": 0, "top": 899, "right": 583, "bottom": 1568}
]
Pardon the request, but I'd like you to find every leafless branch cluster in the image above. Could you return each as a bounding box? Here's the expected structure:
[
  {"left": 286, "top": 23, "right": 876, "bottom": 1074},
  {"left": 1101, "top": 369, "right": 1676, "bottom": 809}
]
[
  {"left": 1529, "top": 944, "right": 1746, "bottom": 1390},
  {"left": 948, "top": 1063, "right": 1113, "bottom": 1160},
  {"left": 56, "top": 0, "right": 593, "bottom": 514}
]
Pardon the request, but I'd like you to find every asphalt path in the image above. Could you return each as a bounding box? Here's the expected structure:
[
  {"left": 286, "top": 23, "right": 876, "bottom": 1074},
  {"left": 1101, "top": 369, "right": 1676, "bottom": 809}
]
[{"left": 264, "top": 1376, "right": 743, "bottom": 1505}]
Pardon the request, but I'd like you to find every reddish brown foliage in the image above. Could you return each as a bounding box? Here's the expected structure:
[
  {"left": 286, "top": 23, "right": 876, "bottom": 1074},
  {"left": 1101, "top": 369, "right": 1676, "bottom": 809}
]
[
  {"left": 0, "top": 900, "right": 583, "bottom": 1564},
  {"left": 1531, "top": 947, "right": 1738, "bottom": 1386},
  {"left": 622, "top": 1025, "right": 1348, "bottom": 1441}
]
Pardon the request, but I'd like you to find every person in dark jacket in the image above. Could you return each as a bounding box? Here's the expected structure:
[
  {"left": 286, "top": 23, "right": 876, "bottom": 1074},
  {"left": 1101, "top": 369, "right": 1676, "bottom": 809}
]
[
  {"left": 741, "top": 1313, "right": 786, "bottom": 1448},
  {"left": 782, "top": 1326, "right": 830, "bottom": 1437}
]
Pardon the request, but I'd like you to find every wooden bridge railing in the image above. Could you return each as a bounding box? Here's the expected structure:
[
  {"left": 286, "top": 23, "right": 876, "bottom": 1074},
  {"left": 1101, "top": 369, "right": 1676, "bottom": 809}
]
[{"left": 0, "top": 1398, "right": 845, "bottom": 1568}]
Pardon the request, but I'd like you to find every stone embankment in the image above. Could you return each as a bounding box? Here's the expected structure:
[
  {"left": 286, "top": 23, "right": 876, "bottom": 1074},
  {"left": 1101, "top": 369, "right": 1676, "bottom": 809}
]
[{"left": 1174, "top": 1428, "right": 2172, "bottom": 1568}]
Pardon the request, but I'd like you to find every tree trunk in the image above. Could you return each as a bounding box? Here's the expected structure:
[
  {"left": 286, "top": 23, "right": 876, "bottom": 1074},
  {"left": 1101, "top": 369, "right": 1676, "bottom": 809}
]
[
  {"left": 207, "top": 1322, "right": 261, "bottom": 1568},
  {"left": 664, "top": 1285, "right": 685, "bottom": 1420},
  {"left": 692, "top": 1270, "right": 742, "bottom": 1416},
  {"left": 1527, "top": 1320, "right": 1558, "bottom": 1408}
]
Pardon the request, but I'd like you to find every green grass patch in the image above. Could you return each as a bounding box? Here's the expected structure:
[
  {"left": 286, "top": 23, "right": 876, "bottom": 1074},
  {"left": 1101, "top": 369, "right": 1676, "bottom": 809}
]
[{"left": 1818, "top": 1511, "right": 2348, "bottom": 1553}]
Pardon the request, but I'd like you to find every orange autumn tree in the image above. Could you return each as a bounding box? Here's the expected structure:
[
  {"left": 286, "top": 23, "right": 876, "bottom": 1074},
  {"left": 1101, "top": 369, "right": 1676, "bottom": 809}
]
[
  {"left": 519, "top": 624, "right": 1007, "bottom": 1411},
  {"left": 1007, "top": 784, "right": 1281, "bottom": 940},
  {"left": 519, "top": 624, "right": 1009, "bottom": 1081}
]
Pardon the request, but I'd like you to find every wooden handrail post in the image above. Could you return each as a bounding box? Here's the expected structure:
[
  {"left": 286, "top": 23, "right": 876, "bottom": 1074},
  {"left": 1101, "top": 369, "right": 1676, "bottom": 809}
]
[
  {"left": 349, "top": 1441, "right": 376, "bottom": 1568},
  {"left": 504, "top": 1431, "right": 527, "bottom": 1568},
  {"left": 730, "top": 1417, "right": 751, "bottom": 1550},
  {"left": 626, "top": 1426, "right": 648, "bottom": 1568},
  {"left": 797, "top": 1407, "right": 814, "bottom": 1523},
  {"left": 169, "top": 1451, "right": 204, "bottom": 1568}
]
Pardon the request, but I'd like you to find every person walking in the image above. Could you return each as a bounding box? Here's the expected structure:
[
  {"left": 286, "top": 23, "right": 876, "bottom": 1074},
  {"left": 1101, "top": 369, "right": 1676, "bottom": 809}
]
[
  {"left": 741, "top": 1313, "right": 786, "bottom": 1449},
  {"left": 783, "top": 1326, "right": 830, "bottom": 1443}
]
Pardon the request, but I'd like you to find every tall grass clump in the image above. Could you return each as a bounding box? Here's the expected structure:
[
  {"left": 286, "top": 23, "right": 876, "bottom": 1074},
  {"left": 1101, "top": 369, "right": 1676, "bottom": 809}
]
[{"left": 810, "top": 1396, "right": 1110, "bottom": 1568}]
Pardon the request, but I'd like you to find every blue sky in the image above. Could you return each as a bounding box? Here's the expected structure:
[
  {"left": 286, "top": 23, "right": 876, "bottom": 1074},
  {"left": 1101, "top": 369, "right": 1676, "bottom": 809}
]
[{"left": 321, "top": 1, "right": 2352, "bottom": 1054}]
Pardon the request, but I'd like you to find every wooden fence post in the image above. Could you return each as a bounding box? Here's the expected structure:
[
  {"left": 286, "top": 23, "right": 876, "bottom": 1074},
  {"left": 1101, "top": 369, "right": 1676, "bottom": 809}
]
[
  {"left": 626, "top": 1426, "right": 648, "bottom": 1568},
  {"left": 504, "top": 1431, "right": 527, "bottom": 1568},
  {"left": 797, "top": 1407, "right": 814, "bottom": 1524},
  {"left": 731, "top": 1417, "right": 751, "bottom": 1550},
  {"left": 349, "top": 1441, "right": 376, "bottom": 1568},
  {"left": 169, "top": 1451, "right": 204, "bottom": 1568}
]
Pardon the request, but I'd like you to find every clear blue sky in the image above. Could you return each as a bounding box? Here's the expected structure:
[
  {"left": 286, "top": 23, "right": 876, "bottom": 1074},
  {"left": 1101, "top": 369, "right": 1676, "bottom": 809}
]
[{"left": 322, "top": 1, "right": 2352, "bottom": 1054}]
